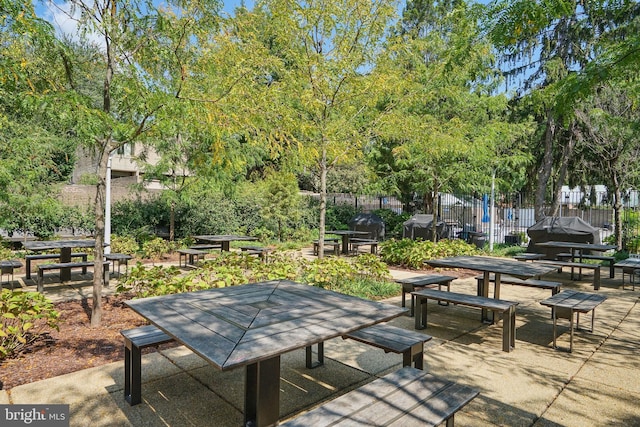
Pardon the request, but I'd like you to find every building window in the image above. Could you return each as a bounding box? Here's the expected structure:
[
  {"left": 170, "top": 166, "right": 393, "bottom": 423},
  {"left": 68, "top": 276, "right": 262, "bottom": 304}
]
[{"left": 116, "top": 143, "right": 133, "bottom": 156}]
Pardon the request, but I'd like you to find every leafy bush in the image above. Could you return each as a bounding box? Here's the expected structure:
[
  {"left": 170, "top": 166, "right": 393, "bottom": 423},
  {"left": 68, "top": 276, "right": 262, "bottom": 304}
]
[
  {"left": 116, "top": 263, "right": 203, "bottom": 297},
  {"left": 0, "top": 290, "right": 59, "bottom": 359},
  {"left": 110, "top": 235, "right": 139, "bottom": 255},
  {"left": 0, "top": 246, "right": 14, "bottom": 260},
  {"left": 117, "top": 251, "right": 399, "bottom": 300},
  {"left": 325, "top": 204, "right": 359, "bottom": 231},
  {"left": 379, "top": 238, "right": 478, "bottom": 269},
  {"left": 141, "top": 237, "right": 171, "bottom": 262},
  {"left": 372, "top": 208, "right": 410, "bottom": 239}
]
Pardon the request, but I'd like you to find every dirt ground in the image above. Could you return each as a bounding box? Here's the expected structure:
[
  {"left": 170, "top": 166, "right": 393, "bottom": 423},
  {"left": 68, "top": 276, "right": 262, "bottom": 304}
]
[{"left": 0, "top": 294, "right": 152, "bottom": 390}]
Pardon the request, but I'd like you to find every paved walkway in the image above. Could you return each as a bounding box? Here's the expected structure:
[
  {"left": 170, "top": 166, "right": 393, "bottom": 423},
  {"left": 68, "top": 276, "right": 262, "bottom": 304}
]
[{"left": 2, "top": 254, "right": 639, "bottom": 426}]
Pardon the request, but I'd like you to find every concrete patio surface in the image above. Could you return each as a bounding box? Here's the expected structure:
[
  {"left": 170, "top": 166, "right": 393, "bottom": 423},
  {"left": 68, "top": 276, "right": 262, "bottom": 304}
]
[{"left": 1, "top": 256, "right": 639, "bottom": 426}]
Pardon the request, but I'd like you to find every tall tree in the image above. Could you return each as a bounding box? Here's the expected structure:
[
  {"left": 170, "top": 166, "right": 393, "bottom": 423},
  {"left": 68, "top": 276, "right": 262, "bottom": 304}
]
[
  {"left": 0, "top": 1, "right": 77, "bottom": 239},
  {"left": 42, "top": 0, "right": 220, "bottom": 325},
  {"left": 573, "top": 85, "right": 640, "bottom": 250},
  {"left": 218, "top": 0, "right": 398, "bottom": 257},
  {"left": 486, "top": 0, "right": 640, "bottom": 220},
  {"left": 369, "top": 0, "right": 531, "bottom": 238}
]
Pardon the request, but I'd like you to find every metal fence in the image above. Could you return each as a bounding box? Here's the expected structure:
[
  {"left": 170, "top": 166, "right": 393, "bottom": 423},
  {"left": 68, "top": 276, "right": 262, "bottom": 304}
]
[{"left": 325, "top": 189, "right": 640, "bottom": 247}]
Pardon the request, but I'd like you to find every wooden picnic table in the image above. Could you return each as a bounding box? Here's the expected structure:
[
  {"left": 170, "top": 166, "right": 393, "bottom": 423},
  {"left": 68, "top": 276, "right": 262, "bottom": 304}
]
[
  {"left": 326, "top": 230, "right": 370, "bottom": 255},
  {"left": 125, "top": 279, "right": 406, "bottom": 427},
  {"left": 23, "top": 239, "right": 96, "bottom": 282},
  {"left": 425, "top": 256, "right": 558, "bottom": 322}
]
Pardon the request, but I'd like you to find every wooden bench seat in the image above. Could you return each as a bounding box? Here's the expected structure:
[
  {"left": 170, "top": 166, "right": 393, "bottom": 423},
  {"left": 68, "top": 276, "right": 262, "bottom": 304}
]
[
  {"left": 177, "top": 248, "right": 207, "bottom": 267},
  {"left": 513, "top": 253, "right": 546, "bottom": 262},
  {"left": 474, "top": 274, "right": 561, "bottom": 296},
  {"left": 534, "top": 260, "right": 601, "bottom": 289},
  {"left": 412, "top": 288, "right": 519, "bottom": 352},
  {"left": 395, "top": 275, "right": 456, "bottom": 316},
  {"left": 189, "top": 243, "right": 222, "bottom": 251},
  {"left": 121, "top": 325, "right": 174, "bottom": 405},
  {"left": 26, "top": 252, "right": 88, "bottom": 279},
  {"left": 349, "top": 238, "right": 379, "bottom": 254},
  {"left": 37, "top": 261, "right": 109, "bottom": 292},
  {"left": 104, "top": 253, "right": 133, "bottom": 276},
  {"left": 556, "top": 253, "right": 615, "bottom": 278},
  {"left": 280, "top": 366, "right": 479, "bottom": 427},
  {"left": 313, "top": 239, "right": 340, "bottom": 256},
  {"left": 305, "top": 323, "right": 432, "bottom": 370},
  {"left": 240, "top": 246, "right": 270, "bottom": 261}
]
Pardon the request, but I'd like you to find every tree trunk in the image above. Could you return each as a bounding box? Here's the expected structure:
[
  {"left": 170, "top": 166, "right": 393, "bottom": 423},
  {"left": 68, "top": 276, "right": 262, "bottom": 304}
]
[
  {"left": 534, "top": 110, "right": 556, "bottom": 221},
  {"left": 170, "top": 201, "right": 175, "bottom": 241},
  {"left": 611, "top": 173, "right": 623, "bottom": 251},
  {"left": 318, "top": 148, "right": 328, "bottom": 259},
  {"left": 549, "top": 123, "right": 577, "bottom": 216},
  {"left": 91, "top": 142, "right": 110, "bottom": 327}
]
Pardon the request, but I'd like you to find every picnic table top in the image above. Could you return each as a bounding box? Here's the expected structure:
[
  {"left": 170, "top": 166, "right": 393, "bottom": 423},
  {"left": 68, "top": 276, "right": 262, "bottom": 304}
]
[
  {"left": 126, "top": 279, "right": 407, "bottom": 371},
  {"left": 540, "top": 289, "right": 607, "bottom": 313},
  {"left": 535, "top": 241, "right": 617, "bottom": 252},
  {"left": 192, "top": 235, "right": 257, "bottom": 243},
  {"left": 23, "top": 239, "right": 96, "bottom": 251},
  {"left": 426, "top": 255, "right": 558, "bottom": 279}
]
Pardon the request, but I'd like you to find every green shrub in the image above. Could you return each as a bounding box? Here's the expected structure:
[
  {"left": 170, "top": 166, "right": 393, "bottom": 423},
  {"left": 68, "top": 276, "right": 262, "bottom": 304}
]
[
  {"left": 325, "top": 204, "right": 359, "bottom": 231},
  {"left": 337, "top": 277, "right": 399, "bottom": 300},
  {"left": 110, "top": 235, "right": 139, "bottom": 255},
  {"left": 0, "top": 290, "right": 59, "bottom": 359},
  {"left": 373, "top": 208, "right": 410, "bottom": 238},
  {"left": 379, "top": 238, "right": 477, "bottom": 269},
  {"left": 141, "top": 237, "right": 171, "bottom": 262},
  {"left": 0, "top": 246, "right": 14, "bottom": 260},
  {"left": 116, "top": 262, "right": 202, "bottom": 297}
]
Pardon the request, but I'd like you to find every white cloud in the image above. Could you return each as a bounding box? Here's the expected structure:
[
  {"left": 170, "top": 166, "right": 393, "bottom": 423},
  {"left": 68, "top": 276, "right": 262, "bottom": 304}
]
[{"left": 39, "top": 1, "right": 105, "bottom": 48}]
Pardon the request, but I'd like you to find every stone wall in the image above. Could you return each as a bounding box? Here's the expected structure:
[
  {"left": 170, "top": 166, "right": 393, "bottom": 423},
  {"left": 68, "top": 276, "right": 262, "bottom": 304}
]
[{"left": 59, "top": 177, "right": 162, "bottom": 209}]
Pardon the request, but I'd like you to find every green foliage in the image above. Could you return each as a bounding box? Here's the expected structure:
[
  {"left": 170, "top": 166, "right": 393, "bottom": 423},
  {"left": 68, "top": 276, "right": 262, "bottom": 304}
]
[
  {"left": 335, "top": 277, "right": 400, "bottom": 300},
  {"left": 325, "top": 204, "right": 360, "bottom": 231},
  {"left": 141, "top": 238, "right": 171, "bottom": 262},
  {"left": 59, "top": 206, "right": 95, "bottom": 236},
  {"left": 380, "top": 238, "right": 478, "bottom": 269},
  {"left": 373, "top": 208, "right": 409, "bottom": 238},
  {"left": 117, "top": 251, "right": 397, "bottom": 300},
  {"left": 116, "top": 263, "right": 203, "bottom": 298},
  {"left": 110, "top": 235, "right": 139, "bottom": 256},
  {"left": 300, "top": 254, "right": 391, "bottom": 290},
  {"left": 258, "top": 172, "right": 303, "bottom": 241},
  {"left": 0, "top": 290, "right": 59, "bottom": 359},
  {"left": 0, "top": 246, "right": 14, "bottom": 260}
]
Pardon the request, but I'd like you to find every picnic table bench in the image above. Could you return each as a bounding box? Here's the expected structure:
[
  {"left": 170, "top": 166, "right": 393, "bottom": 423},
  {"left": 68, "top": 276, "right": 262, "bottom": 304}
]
[
  {"left": 26, "top": 252, "right": 88, "bottom": 279},
  {"left": 540, "top": 290, "right": 607, "bottom": 352},
  {"left": 305, "top": 323, "right": 431, "bottom": 370},
  {"left": 104, "top": 253, "right": 133, "bottom": 276},
  {"left": 177, "top": 248, "right": 207, "bottom": 267},
  {"left": 349, "top": 238, "right": 379, "bottom": 254},
  {"left": 240, "top": 246, "right": 270, "bottom": 261},
  {"left": 474, "top": 274, "right": 561, "bottom": 296},
  {"left": 313, "top": 238, "right": 340, "bottom": 256},
  {"left": 0, "top": 260, "right": 23, "bottom": 289},
  {"left": 188, "top": 243, "right": 222, "bottom": 251},
  {"left": 513, "top": 253, "right": 546, "bottom": 262},
  {"left": 121, "top": 325, "right": 174, "bottom": 405},
  {"left": 556, "top": 252, "right": 616, "bottom": 278},
  {"left": 395, "top": 275, "right": 456, "bottom": 316},
  {"left": 412, "top": 288, "right": 519, "bottom": 352},
  {"left": 37, "top": 261, "right": 109, "bottom": 292},
  {"left": 280, "top": 366, "right": 479, "bottom": 427},
  {"left": 534, "top": 259, "right": 601, "bottom": 289}
]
